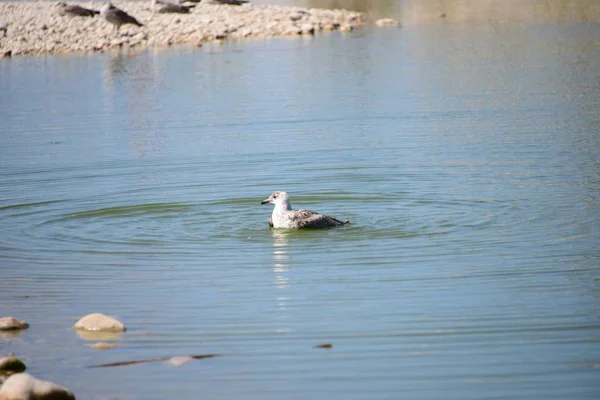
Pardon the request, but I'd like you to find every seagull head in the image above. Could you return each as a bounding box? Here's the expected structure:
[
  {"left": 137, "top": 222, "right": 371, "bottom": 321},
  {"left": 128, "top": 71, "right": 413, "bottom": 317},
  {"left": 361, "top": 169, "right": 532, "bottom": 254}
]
[
  {"left": 261, "top": 191, "right": 291, "bottom": 209},
  {"left": 100, "top": 2, "right": 115, "bottom": 13}
]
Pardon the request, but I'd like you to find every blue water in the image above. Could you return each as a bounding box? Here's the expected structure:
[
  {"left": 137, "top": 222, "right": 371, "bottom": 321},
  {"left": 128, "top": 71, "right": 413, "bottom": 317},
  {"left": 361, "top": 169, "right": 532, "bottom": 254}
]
[{"left": 1, "top": 19, "right": 599, "bottom": 400}]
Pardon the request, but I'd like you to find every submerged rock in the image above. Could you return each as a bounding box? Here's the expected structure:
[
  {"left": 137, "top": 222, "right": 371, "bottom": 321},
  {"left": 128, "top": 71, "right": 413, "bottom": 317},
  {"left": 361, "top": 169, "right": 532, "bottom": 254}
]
[
  {"left": 0, "top": 317, "right": 29, "bottom": 331},
  {"left": 0, "top": 356, "right": 26, "bottom": 376},
  {"left": 165, "top": 356, "right": 194, "bottom": 366},
  {"left": 87, "top": 342, "right": 118, "bottom": 350},
  {"left": 375, "top": 18, "right": 399, "bottom": 27},
  {"left": 0, "top": 373, "right": 75, "bottom": 400},
  {"left": 89, "top": 353, "right": 220, "bottom": 368},
  {"left": 73, "top": 313, "right": 126, "bottom": 332}
]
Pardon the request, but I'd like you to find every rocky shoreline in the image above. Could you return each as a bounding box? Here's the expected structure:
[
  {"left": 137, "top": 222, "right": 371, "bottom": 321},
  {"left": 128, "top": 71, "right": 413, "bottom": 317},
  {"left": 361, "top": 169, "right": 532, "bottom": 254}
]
[
  {"left": 0, "top": 1, "right": 390, "bottom": 57},
  {"left": 1, "top": 313, "right": 334, "bottom": 398}
]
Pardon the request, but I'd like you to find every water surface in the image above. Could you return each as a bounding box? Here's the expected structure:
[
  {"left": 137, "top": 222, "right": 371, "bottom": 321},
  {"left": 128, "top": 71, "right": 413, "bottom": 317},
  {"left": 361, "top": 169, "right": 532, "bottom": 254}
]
[{"left": 1, "top": 16, "right": 600, "bottom": 400}]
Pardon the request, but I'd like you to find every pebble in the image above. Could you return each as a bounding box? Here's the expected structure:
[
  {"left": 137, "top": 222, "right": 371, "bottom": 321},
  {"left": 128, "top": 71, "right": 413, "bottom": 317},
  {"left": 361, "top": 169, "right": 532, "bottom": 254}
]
[
  {"left": 0, "top": 317, "right": 29, "bottom": 331},
  {"left": 73, "top": 313, "right": 126, "bottom": 332},
  {"left": 0, "top": 373, "right": 75, "bottom": 400},
  {"left": 0, "top": 1, "right": 369, "bottom": 56}
]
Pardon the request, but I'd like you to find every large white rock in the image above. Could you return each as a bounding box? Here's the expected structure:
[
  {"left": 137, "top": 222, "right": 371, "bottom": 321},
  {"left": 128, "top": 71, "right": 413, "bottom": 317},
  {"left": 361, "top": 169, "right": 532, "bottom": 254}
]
[
  {"left": 0, "top": 373, "right": 75, "bottom": 400},
  {"left": 73, "top": 313, "right": 126, "bottom": 332}
]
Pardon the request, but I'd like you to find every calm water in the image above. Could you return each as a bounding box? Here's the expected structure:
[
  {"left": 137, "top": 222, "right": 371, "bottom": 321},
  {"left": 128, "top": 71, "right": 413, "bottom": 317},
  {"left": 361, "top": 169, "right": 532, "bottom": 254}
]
[{"left": 1, "top": 18, "right": 600, "bottom": 400}]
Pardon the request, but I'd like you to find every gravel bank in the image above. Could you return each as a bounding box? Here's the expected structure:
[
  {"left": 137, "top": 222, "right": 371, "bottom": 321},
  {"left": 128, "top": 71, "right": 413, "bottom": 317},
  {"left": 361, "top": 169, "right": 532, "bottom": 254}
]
[{"left": 0, "top": 1, "right": 370, "bottom": 57}]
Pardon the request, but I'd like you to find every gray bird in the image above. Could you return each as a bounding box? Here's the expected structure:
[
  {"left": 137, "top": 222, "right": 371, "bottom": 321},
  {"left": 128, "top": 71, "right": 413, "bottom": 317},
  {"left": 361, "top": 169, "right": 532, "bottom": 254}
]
[
  {"left": 57, "top": 2, "right": 99, "bottom": 17},
  {"left": 100, "top": 3, "right": 143, "bottom": 35},
  {"left": 0, "top": 22, "right": 7, "bottom": 38},
  {"left": 152, "top": 0, "right": 194, "bottom": 14},
  {"left": 261, "top": 191, "right": 349, "bottom": 229},
  {"left": 211, "top": 0, "right": 249, "bottom": 5}
]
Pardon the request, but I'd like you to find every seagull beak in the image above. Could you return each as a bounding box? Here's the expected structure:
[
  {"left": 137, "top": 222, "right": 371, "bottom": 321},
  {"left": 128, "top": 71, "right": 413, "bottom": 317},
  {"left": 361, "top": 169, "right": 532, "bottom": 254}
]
[{"left": 261, "top": 198, "right": 271, "bottom": 205}]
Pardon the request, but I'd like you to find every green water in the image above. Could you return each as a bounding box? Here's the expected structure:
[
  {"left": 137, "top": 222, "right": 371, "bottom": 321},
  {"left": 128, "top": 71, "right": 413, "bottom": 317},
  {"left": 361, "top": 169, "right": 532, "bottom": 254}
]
[{"left": 1, "top": 18, "right": 599, "bottom": 400}]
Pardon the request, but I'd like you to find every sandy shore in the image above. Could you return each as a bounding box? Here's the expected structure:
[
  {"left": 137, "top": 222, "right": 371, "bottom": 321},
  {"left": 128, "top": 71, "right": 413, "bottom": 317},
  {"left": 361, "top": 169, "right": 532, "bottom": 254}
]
[{"left": 0, "top": 1, "right": 372, "bottom": 57}]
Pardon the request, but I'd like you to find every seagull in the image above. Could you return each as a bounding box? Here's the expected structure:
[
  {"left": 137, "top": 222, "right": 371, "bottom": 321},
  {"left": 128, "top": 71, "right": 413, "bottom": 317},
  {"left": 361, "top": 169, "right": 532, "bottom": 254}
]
[
  {"left": 57, "top": 2, "right": 99, "bottom": 17},
  {"left": 210, "top": 0, "right": 249, "bottom": 5},
  {"left": 100, "top": 3, "right": 143, "bottom": 35},
  {"left": 261, "top": 191, "right": 349, "bottom": 229},
  {"left": 152, "top": 0, "right": 194, "bottom": 14}
]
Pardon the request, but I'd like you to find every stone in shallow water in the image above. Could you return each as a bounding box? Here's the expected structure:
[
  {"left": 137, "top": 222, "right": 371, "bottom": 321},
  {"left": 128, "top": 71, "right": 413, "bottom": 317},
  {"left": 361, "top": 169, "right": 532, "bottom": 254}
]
[
  {"left": 165, "top": 356, "right": 194, "bottom": 366},
  {"left": 339, "top": 24, "right": 353, "bottom": 33},
  {"left": 73, "top": 313, "right": 126, "bottom": 332},
  {"left": 0, "top": 373, "right": 75, "bottom": 400},
  {"left": 375, "top": 18, "right": 400, "bottom": 27},
  {"left": 0, "top": 356, "right": 26, "bottom": 376},
  {"left": 0, "top": 317, "right": 29, "bottom": 331},
  {"left": 87, "top": 342, "right": 118, "bottom": 350}
]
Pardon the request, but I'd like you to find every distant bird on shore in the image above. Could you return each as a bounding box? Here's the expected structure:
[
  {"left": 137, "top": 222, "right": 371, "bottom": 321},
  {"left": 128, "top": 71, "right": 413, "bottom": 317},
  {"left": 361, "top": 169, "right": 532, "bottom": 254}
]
[
  {"left": 100, "top": 3, "right": 143, "bottom": 35},
  {"left": 210, "top": 0, "right": 249, "bottom": 5},
  {"left": 152, "top": 0, "right": 194, "bottom": 14},
  {"left": 261, "top": 191, "right": 349, "bottom": 229},
  {"left": 0, "top": 22, "right": 7, "bottom": 38},
  {"left": 57, "top": 2, "right": 99, "bottom": 17}
]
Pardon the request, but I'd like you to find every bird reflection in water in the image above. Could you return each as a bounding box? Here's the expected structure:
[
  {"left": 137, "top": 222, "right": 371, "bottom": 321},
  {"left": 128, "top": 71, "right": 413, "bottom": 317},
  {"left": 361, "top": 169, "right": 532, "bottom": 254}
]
[
  {"left": 104, "top": 49, "right": 166, "bottom": 159},
  {"left": 271, "top": 230, "right": 292, "bottom": 333}
]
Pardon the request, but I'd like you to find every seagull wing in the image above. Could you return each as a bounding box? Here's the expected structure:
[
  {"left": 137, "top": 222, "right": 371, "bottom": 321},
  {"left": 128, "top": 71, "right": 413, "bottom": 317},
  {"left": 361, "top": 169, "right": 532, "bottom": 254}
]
[
  {"left": 214, "top": 0, "right": 249, "bottom": 5},
  {"left": 62, "top": 5, "right": 99, "bottom": 16},
  {"left": 158, "top": 3, "right": 193, "bottom": 13},
  {"left": 292, "top": 209, "right": 347, "bottom": 228},
  {"left": 111, "top": 9, "right": 143, "bottom": 26}
]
